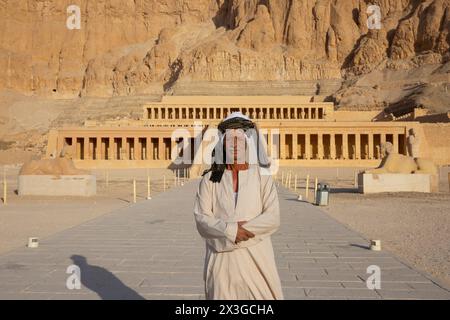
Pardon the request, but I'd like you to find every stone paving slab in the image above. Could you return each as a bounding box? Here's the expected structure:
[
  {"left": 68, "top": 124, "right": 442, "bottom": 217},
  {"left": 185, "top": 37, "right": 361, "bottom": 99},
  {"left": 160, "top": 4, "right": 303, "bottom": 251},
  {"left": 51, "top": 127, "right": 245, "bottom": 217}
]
[{"left": 0, "top": 180, "right": 449, "bottom": 300}]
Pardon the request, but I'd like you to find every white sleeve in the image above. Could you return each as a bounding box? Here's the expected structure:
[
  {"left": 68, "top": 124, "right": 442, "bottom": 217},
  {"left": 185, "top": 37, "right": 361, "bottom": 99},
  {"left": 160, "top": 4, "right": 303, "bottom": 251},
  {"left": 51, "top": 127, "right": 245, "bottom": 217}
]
[
  {"left": 234, "top": 174, "right": 280, "bottom": 248},
  {"left": 193, "top": 175, "right": 238, "bottom": 252}
]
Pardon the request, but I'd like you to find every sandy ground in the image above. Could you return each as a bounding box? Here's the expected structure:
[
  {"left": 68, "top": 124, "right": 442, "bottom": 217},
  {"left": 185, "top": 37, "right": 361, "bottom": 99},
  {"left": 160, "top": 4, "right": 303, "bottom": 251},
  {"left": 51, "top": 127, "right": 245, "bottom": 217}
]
[
  {"left": 278, "top": 166, "right": 450, "bottom": 288},
  {"left": 321, "top": 191, "right": 450, "bottom": 288},
  {"left": 0, "top": 165, "right": 186, "bottom": 255}
]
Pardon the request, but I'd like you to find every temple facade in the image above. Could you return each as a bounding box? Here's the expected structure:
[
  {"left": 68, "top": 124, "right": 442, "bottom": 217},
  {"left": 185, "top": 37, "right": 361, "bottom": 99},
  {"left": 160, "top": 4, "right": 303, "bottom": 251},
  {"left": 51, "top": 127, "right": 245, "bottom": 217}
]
[{"left": 45, "top": 96, "right": 450, "bottom": 170}]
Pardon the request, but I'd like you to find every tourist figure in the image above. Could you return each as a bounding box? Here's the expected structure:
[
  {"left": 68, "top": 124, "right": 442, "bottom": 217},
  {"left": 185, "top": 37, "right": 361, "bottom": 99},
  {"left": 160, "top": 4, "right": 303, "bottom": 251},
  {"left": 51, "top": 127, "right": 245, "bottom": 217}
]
[{"left": 193, "top": 112, "right": 283, "bottom": 300}]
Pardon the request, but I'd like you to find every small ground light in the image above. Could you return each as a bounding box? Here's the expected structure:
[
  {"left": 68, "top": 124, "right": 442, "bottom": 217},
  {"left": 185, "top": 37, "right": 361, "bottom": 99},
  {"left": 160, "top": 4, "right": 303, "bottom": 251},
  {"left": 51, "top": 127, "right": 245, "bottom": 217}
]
[
  {"left": 27, "top": 237, "right": 39, "bottom": 248},
  {"left": 370, "top": 240, "right": 381, "bottom": 251}
]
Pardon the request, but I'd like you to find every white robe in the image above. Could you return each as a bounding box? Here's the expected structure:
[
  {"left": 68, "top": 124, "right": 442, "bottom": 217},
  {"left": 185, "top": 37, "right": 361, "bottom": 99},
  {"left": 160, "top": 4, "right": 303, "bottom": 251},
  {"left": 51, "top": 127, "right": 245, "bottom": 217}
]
[{"left": 194, "top": 165, "right": 284, "bottom": 300}]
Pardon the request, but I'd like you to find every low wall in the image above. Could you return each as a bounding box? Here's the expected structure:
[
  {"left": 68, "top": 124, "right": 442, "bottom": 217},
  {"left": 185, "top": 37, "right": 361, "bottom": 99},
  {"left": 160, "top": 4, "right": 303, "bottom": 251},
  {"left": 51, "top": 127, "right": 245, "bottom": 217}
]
[
  {"left": 358, "top": 173, "right": 437, "bottom": 194},
  {"left": 18, "top": 175, "right": 96, "bottom": 196}
]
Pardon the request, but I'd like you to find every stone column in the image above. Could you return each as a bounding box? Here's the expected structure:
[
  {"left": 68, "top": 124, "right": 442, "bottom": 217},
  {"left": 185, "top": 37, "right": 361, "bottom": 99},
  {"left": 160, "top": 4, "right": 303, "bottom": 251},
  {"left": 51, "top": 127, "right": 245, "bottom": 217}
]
[
  {"left": 330, "top": 134, "right": 336, "bottom": 160},
  {"left": 121, "top": 137, "right": 126, "bottom": 160},
  {"left": 355, "top": 134, "right": 361, "bottom": 160},
  {"left": 381, "top": 134, "right": 386, "bottom": 147},
  {"left": 393, "top": 133, "right": 399, "bottom": 153},
  {"left": 96, "top": 137, "right": 101, "bottom": 160},
  {"left": 368, "top": 134, "right": 374, "bottom": 160},
  {"left": 83, "top": 136, "right": 89, "bottom": 160},
  {"left": 135, "top": 137, "right": 141, "bottom": 160},
  {"left": 280, "top": 132, "right": 285, "bottom": 160},
  {"left": 71, "top": 136, "right": 77, "bottom": 159},
  {"left": 343, "top": 133, "right": 348, "bottom": 160},
  {"left": 108, "top": 137, "right": 114, "bottom": 160},
  {"left": 158, "top": 137, "right": 164, "bottom": 160},
  {"left": 267, "top": 131, "right": 272, "bottom": 157},
  {"left": 207, "top": 108, "right": 210, "bottom": 120},
  {"left": 266, "top": 107, "right": 270, "bottom": 119},
  {"left": 305, "top": 134, "right": 311, "bottom": 160},
  {"left": 292, "top": 133, "right": 298, "bottom": 160},
  {"left": 317, "top": 133, "right": 323, "bottom": 159},
  {"left": 146, "top": 137, "right": 151, "bottom": 160}
]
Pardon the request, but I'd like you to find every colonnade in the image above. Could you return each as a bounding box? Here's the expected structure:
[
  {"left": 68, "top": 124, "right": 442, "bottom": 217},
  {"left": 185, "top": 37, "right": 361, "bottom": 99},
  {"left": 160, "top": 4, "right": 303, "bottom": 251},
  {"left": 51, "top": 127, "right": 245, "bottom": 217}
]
[
  {"left": 146, "top": 105, "right": 329, "bottom": 120},
  {"left": 59, "top": 131, "right": 406, "bottom": 162}
]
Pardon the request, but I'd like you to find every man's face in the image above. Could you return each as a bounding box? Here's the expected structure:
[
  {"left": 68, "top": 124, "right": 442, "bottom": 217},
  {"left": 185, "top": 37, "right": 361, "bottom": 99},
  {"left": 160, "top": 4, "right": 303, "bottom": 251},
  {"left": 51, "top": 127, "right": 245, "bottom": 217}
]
[{"left": 224, "top": 129, "right": 247, "bottom": 164}]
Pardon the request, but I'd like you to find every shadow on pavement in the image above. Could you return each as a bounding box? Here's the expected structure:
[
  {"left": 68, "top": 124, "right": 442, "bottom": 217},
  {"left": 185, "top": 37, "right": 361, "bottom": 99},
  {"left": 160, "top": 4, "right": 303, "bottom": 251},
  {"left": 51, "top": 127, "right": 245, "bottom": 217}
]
[{"left": 70, "top": 255, "right": 145, "bottom": 300}]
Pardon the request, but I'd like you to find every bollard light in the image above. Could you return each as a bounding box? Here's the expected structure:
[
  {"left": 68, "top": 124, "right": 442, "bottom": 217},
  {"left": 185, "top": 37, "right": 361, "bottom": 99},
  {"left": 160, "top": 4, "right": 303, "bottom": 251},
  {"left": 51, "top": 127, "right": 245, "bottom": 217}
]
[
  {"left": 370, "top": 240, "right": 381, "bottom": 251},
  {"left": 27, "top": 237, "right": 39, "bottom": 248}
]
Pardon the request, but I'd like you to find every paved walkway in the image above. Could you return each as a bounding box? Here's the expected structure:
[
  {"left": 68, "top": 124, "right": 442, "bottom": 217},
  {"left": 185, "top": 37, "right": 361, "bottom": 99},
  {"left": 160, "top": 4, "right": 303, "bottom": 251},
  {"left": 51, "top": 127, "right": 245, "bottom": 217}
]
[{"left": 0, "top": 180, "right": 449, "bottom": 300}]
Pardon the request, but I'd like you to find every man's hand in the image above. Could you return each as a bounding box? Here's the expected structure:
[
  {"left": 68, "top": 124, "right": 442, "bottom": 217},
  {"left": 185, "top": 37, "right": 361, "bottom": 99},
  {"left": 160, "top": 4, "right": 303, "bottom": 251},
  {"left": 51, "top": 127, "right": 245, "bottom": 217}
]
[{"left": 235, "top": 221, "right": 255, "bottom": 244}]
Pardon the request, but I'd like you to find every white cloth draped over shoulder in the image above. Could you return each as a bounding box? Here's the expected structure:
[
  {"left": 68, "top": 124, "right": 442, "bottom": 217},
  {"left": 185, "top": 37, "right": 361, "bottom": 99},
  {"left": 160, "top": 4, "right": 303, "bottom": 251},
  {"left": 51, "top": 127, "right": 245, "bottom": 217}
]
[{"left": 193, "top": 165, "right": 284, "bottom": 300}]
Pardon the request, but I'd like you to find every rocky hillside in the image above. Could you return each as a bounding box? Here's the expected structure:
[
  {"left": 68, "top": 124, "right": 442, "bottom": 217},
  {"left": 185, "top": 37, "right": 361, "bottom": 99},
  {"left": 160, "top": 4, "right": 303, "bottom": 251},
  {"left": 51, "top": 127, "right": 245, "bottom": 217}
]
[{"left": 0, "top": 0, "right": 449, "bottom": 110}]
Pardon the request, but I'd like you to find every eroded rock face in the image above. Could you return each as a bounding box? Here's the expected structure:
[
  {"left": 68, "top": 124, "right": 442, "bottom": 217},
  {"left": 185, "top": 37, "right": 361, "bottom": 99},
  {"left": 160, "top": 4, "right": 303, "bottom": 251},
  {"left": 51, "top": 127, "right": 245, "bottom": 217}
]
[{"left": 0, "top": 0, "right": 449, "bottom": 103}]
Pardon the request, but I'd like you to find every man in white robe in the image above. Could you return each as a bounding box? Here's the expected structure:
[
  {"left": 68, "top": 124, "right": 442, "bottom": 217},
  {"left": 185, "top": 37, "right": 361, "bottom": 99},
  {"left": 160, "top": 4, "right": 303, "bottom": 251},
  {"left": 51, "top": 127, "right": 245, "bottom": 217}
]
[{"left": 193, "top": 112, "right": 284, "bottom": 300}]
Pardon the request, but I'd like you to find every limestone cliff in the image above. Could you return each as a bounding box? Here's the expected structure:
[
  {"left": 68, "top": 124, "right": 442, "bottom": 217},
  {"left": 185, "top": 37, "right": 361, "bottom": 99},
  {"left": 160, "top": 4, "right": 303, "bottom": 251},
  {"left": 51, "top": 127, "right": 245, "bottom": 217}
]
[{"left": 0, "top": 0, "right": 449, "bottom": 110}]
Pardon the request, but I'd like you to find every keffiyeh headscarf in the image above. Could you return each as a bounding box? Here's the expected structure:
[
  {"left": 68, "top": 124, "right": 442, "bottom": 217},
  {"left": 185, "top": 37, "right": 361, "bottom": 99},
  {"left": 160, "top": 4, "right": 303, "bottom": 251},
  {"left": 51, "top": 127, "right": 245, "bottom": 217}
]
[{"left": 202, "top": 112, "right": 271, "bottom": 183}]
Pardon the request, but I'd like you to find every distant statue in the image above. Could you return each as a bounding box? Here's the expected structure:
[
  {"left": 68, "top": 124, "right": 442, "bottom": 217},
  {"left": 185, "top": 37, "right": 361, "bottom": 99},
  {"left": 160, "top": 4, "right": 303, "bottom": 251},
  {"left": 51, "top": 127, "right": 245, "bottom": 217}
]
[
  {"left": 407, "top": 128, "right": 420, "bottom": 158},
  {"left": 365, "top": 142, "right": 437, "bottom": 175},
  {"left": 60, "top": 142, "right": 75, "bottom": 160},
  {"left": 375, "top": 145, "right": 381, "bottom": 160}
]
